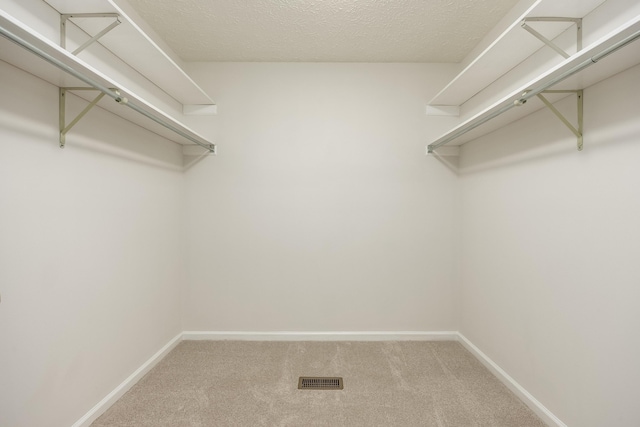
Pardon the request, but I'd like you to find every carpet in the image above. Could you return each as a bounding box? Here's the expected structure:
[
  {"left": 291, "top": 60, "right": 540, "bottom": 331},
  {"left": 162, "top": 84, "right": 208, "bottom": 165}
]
[{"left": 91, "top": 340, "right": 547, "bottom": 426}]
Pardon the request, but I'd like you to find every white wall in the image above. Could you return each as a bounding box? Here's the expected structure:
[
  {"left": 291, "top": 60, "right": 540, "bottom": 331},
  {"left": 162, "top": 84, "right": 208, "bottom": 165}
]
[
  {"left": 459, "top": 63, "right": 640, "bottom": 427},
  {"left": 0, "top": 61, "right": 185, "bottom": 427},
  {"left": 182, "top": 63, "right": 460, "bottom": 332}
]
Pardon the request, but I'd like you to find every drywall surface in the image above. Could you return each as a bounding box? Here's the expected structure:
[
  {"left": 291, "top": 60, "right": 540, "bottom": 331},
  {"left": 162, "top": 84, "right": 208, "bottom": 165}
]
[
  {"left": 183, "top": 62, "right": 459, "bottom": 332},
  {"left": 0, "top": 61, "right": 185, "bottom": 427},
  {"left": 458, "top": 63, "right": 640, "bottom": 427}
]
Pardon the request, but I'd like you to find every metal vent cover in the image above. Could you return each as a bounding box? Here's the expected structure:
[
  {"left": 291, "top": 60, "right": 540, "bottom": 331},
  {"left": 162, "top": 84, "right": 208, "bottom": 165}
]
[{"left": 298, "top": 377, "right": 343, "bottom": 390}]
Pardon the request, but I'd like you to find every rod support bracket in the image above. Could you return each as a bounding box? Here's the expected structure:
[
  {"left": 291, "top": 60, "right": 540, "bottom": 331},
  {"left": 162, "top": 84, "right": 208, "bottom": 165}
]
[
  {"left": 59, "top": 87, "right": 115, "bottom": 148},
  {"left": 537, "top": 90, "right": 584, "bottom": 151}
]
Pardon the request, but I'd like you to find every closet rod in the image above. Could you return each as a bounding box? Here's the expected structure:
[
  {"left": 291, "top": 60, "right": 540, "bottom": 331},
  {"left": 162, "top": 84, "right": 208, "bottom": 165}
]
[
  {"left": 428, "top": 28, "right": 640, "bottom": 153},
  {"left": 0, "top": 24, "right": 215, "bottom": 152}
]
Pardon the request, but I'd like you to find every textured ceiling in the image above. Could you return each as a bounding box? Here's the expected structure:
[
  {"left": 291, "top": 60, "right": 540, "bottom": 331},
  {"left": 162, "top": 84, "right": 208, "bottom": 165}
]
[{"left": 125, "top": 0, "right": 520, "bottom": 62}]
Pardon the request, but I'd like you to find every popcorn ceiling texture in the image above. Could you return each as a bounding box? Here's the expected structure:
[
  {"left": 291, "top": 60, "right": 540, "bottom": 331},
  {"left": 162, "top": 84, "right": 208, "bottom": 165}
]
[{"left": 125, "top": 0, "right": 520, "bottom": 62}]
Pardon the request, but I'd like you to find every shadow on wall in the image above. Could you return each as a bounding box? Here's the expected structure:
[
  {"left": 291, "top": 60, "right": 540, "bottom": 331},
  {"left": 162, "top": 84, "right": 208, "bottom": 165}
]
[
  {"left": 457, "top": 91, "right": 640, "bottom": 176},
  {"left": 0, "top": 101, "right": 184, "bottom": 173},
  {"left": 183, "top": 151, "right": 212, "bottom": 170},
  {"left": 429, "top": 152, "right": 459, "bottom": 174},
  {"left": 0, "top": 61, "right": 185, "bottom": 173}
]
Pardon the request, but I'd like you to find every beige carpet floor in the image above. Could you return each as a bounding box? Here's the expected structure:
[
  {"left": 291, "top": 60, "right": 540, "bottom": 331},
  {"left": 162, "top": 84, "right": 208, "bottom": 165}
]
[{"left": 91, "top": 340, "right": 547, "bottom": 426}]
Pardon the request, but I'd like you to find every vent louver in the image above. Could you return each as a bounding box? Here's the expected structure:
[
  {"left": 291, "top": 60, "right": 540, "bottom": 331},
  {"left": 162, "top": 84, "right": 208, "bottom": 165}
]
[{"left": 298, "top": 377, "right": 343, "bottom": 390}]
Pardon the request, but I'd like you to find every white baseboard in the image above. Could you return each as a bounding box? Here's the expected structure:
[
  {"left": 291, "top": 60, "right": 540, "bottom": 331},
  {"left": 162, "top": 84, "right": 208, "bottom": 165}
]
[
  {"left": 71, "top": 332, "right": 183, "bottom": 427},
  {"left": 456, "top": 333, "right": 566, "bottom": 427},
  {"left": 182, "top": 331, "right": 459, "bottom": 341}
]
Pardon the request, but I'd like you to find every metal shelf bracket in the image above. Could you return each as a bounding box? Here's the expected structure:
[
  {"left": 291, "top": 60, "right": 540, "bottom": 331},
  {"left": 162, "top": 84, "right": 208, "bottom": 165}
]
[
  {"left": 59, "top": 87, "right": 121, "bottom": 148},
  {"left": 521, "top": 17, "right": 582, "bottom": 59},
  {"left": 58, "top": 13, "right": 122, "bottom": 148},
  {"left": 537, "top": 90, "right": 584, "bottom": 151},
  {"left": 60, "top": 13, "right": 121, "bottom": 55}
]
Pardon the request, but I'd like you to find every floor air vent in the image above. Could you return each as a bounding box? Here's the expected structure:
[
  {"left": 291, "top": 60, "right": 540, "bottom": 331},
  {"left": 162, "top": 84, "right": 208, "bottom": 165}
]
[{"left": 298, "top": 377, "right": 343, "bottom": 390}]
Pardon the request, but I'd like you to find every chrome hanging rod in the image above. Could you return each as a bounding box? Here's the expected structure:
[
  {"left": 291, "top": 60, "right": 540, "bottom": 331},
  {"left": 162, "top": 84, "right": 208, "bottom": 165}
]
[
  {"left": 0, "top": 23, "right": 215, "bottom": 152},
  {"left": 428, "top": 28, "right": 640, "bottom": 153}
]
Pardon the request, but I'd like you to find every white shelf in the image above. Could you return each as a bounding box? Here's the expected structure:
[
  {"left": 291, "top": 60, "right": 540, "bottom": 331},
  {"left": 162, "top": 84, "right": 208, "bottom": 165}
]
[
  {"left": 429, "top": 0, "right": 607, "bottom": 107},
  {"left": 42, "top": 0, "right": 214, "bottom": 106},
  {"left": 428, "top": 14, "right": 640, "bottom": 149},
  {"left": 0, "top": 8, "right": 214, "bottom": 148}
]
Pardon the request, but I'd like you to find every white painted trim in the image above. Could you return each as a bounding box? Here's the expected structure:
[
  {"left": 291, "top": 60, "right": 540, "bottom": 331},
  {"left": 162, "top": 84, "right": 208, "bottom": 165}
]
[
  {"left": 456, "top": 333, "right": 567, "bottom": 427},
  {"left": 71, "top": 332, "right": 183, "bottom": 427},
  {"left": 182, "top": 331, "right": 459, "bottom": 341}
]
